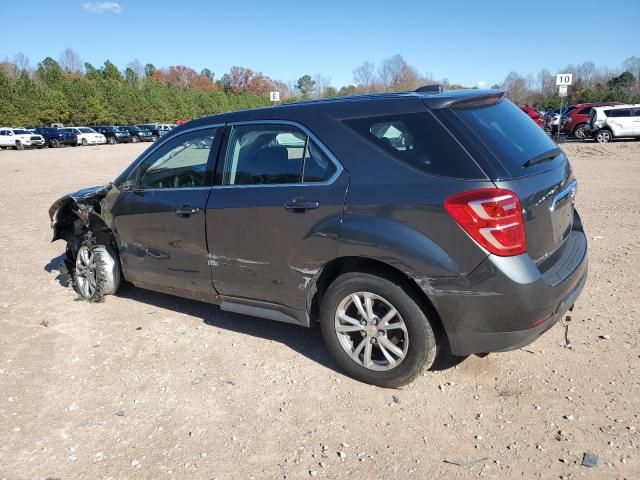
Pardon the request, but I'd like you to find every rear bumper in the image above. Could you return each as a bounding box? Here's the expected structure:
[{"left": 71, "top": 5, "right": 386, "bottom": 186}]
[{"left": 425, "top": 214, "right": 588, "bottom": 356}]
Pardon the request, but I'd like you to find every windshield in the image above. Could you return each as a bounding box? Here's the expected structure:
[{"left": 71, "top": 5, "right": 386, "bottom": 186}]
[
  {"left": 453, "top": 100, "right": 559, "bottom": 177},
  {"left": 13, "top": 129, "right": 30, "bottom": 135},
  {"left": 79, "top": 128, "right": 96, "bottom": 133}
]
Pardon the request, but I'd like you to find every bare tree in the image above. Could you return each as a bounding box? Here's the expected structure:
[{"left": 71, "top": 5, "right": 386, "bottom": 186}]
[
  {"left": 502, "top": 71, "right": 528, "bottom": 104},
  {"left": 126, "top": 59, "right": 145, "bottom": 80},
  {"left": 577, "top": 61, "right": 596, "bottom": 87},
  {"left": 378, "top": 54, "right": 420, "bottom": 91},
  {"left": 313, "top": 73, "right": 331, "bottom": 97},
  {"left": 353, "top": 61, "right": 375, "bottom": 92},
  {"left": 623, "top": 56, "right": 640, "bottom": 93},
  {"left": 13, "top": 52, "right": 30, "bottom": 72},
  {"left": 59, "top": 48, "right": 83, "bottom": 73}
]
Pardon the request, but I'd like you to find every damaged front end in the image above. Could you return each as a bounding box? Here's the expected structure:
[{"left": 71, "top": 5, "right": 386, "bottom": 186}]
[{"left": 48, "top": 184, "right": 118, "bottom": 265}]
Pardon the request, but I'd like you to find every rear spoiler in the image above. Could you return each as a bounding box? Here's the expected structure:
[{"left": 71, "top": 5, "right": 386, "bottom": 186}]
[{"left": 449, "top": 92, "right": 506, "bottom": 109}]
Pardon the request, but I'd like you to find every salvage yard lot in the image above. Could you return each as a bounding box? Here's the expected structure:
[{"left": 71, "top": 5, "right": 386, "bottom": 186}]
[{"left": 0, "top": 141, "right": 639, "bottom": 479}]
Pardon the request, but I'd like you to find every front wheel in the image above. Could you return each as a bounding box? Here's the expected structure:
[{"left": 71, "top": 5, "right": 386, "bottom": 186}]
[
  {"left": 50, "top": 138, "right": 60, "bottom": 148},
  {"left": 320, "top": 272, "right": 437, "bottom": 388},
  {"left": 74, "top": 244, "right": 121, "bottom": 301},
  {"left": 595, "top": 130, "right": 612, "bottom": 143},
  {"left": 15, "top": 141, "right": 24, "bottom": 150},
  {"left": 107, "top": 137, "right": 116, "bottom": 145},
  {"left": 131, "top": 135, "right": 140, "bottom": 143},
  {"left": 81, "top": 138, "right": 88, "bottom": 146}
]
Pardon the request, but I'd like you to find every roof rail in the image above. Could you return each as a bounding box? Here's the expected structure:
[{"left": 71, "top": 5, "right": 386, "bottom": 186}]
[{"left": 415, "top": 84, "right": 443, "bottom": 93}]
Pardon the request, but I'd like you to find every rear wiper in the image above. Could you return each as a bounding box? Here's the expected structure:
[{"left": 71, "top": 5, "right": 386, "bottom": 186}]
[{"left": 521, "top": 148, "right": 562, "bottom": 168}]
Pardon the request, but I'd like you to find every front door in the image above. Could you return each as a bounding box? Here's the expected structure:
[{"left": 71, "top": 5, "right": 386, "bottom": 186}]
[
  {"left": 206, "top": 122, "right": 348, "bottom": 311},
  {"left": 112, "top": 126, "right": 221, "bottom": 300}
]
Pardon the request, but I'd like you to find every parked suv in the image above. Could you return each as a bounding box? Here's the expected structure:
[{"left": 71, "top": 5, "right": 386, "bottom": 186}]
[
  {"left": 587, "top": 104, "right": 640, "bottom": 143},
  {"left": 59, "top": 127, "right": 107, "bottom": 146},
  {"left": 0, "top": 128, "right": 45, "bottom": 149},
  {"left": 120, "top": 125, "right": 154, "bottom": 143},
  {"left": 561, "top": 102, "right": 622, "bottom": 139},
  {"left": 94, "top": 126, "right": 133, "bottom": 144},
  {"left": 34, "top": 127, "right": 77, "bottom": 148},
  {"left": 49, "top": 89, "right": 588, "bottom": 387},
  {"left": 136, "top": 124, "right": 168, "bottom": 141},
  {"left": 519, "top": 105, "right": 544, "bottom": 128}
]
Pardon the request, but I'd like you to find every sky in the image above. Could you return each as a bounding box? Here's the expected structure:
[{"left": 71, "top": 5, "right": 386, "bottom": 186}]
[{"left": 1, "top": 0, "right": 638, "bottom": 89}]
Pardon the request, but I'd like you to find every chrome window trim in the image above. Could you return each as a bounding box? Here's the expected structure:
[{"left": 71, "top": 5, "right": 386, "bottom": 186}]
[
  {"left": 213, "top": 119, "right": 344, "bottom": 189},
  {"left": 126, "top": 123, "right": 224, "bottom": 192}
]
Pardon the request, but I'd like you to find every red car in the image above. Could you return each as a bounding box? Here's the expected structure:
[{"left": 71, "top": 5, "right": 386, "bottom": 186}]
[
  {"left": 519, "top": 105, "right": 544, "bottom": 128},
  {"left": 562, "top": 102, "right": 622, "bottom": 139}
]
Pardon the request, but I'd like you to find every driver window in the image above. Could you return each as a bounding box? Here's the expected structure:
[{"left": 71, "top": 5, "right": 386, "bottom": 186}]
[{"left": 136, "top": 128, "right": 218, "bottom": 189}]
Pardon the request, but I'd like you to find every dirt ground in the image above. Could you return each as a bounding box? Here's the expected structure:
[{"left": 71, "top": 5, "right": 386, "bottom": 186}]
[{"left": 0, "top": 140, "right": 638, "bottom": 480}]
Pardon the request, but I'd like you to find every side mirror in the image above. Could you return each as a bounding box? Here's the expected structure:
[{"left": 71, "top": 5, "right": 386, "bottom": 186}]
[{"left": 121, "top": 179, "right": 135, "bottom": 191}]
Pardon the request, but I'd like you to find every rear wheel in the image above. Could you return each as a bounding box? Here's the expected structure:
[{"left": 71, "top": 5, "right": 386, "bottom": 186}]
[
  {"left": 320, "top": 272, "right": 437, "bottom": 388},
  {"left": 595, "top": 129, "right": 612, "bottom": 143},
  {"left": 573, "top": 124, "right": 587, "bottom": 140},
  {"left": 50, "top": 138, "right": 60, "bottom": 148}
]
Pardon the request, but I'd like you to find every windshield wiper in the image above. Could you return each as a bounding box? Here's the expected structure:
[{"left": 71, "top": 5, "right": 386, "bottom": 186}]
[{"left": 521, "top": 148, "right": 562, "bottom": 168}]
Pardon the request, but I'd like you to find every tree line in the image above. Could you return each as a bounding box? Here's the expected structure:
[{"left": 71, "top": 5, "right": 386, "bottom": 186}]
[
  {"left": 1, "top": 49, "right": 639, "bottom": 126},
  {"left": 498, "top": 57, "right": 640, "bottom": 108}
]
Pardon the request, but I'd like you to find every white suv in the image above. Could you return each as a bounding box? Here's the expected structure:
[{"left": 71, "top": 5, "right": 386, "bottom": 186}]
[
  {"left": 588, "top": 104, "right": 640, "bottom": 143},
  {"left": 0, "top": 128, "right": 45, "bottom": 150},
  {"left": 59, "top": 127, "right": 107, "bottom": 146}
]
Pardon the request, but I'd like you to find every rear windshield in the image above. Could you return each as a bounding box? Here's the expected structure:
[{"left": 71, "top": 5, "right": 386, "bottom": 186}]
[
  {"left": 452, "top": 100, "right": 559, "bottom": 176},
  {"left": 343, "top": 111, "right": 485, "bottom": 179}
]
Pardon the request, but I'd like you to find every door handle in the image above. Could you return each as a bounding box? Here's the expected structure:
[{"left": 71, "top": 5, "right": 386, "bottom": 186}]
[
  {"left": 284, "top": 199, "right": 320, "bottom": 212},
  {"left": 175, "top": 205, "right": 201, "bottom": 216}
]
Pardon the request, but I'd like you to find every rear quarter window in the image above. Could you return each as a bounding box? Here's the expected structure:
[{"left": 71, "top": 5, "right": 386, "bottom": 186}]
[{"left": 343, "top": 111, "right": 485, "bottom": 179}]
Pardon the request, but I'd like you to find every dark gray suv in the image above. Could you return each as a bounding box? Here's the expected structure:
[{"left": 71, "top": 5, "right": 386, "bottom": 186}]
[{"left": 49, "top": 88, "right": 588, "bottom": 387}]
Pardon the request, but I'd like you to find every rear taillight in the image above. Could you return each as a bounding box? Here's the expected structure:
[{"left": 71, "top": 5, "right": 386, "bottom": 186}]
[{"left": 444, "top": 189, "right": 526, "bottom": 256}]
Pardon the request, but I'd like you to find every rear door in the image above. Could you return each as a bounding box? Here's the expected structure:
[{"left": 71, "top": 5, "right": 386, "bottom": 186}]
[
  {"left": 605, "top": 108, "right": 633, "bottom": 136},
  {"left": 443, "top": 99, "right": 576, "bottom": 264},
  {"left": 112, "top": 126, "right": 221, "bottom": 299},
  {"left": 205, "top": 121, "right": 347, "bottom": 311}
]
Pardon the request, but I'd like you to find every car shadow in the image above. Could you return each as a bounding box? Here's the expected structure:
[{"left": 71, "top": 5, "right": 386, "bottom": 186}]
[
  {"left": 44, "top": 253, "right": 73, "bottom": 287},
  {"left": 114, "top": 282, "right": 343, "bottom": 375},
  {"left": 45, "top": 253, "right": 467, "bottom": 377}
]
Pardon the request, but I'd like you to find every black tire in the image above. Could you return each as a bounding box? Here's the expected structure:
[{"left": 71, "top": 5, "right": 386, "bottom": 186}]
[
  {"left": 74, "top": 243, "right": 121, "bottom": 302},
  {"left": 50, "top": 138, "right": 60, "bottom": 148},
  {"left": 81, "top": 138, "right": 88, "bottom": 146},
  {"left": 131, "top": 135, "right": 140, "bottom": 143},
  {"left": 15, "top": 141, "right": 24, "bottom": 150},
  {"left": 107, "top": 136, "right": 116, "bottom": 145},
  {"left": 595, "top": 129, "right": 612, "bottom": 143},
  {"left": 320, "top": 272, "right": 437, "bottom": 388}
]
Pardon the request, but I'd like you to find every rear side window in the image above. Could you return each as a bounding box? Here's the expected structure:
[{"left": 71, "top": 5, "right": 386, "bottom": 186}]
[
  {"left": 605, "top": 109, "right": 631, "bottom": 117},
  {"left": 451, "top": 100, "right": 559, "bottom": 177},
  {"left": 222, "top": 124, "right": 336, "bottom": 186},
  {"left": 343, "top": 112, "right": 484, "bottom": 178}
]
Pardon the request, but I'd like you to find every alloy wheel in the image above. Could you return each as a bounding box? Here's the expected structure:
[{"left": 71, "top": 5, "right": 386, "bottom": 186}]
[
  {"left": 334, "top": 291, "right": 409, "bottom": 371},
  {"left": 596, "top": 130, "right": 611, "bottom": 143},
  {"left": 75, "top": 246, "right": 97, "bottom": 298}
]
